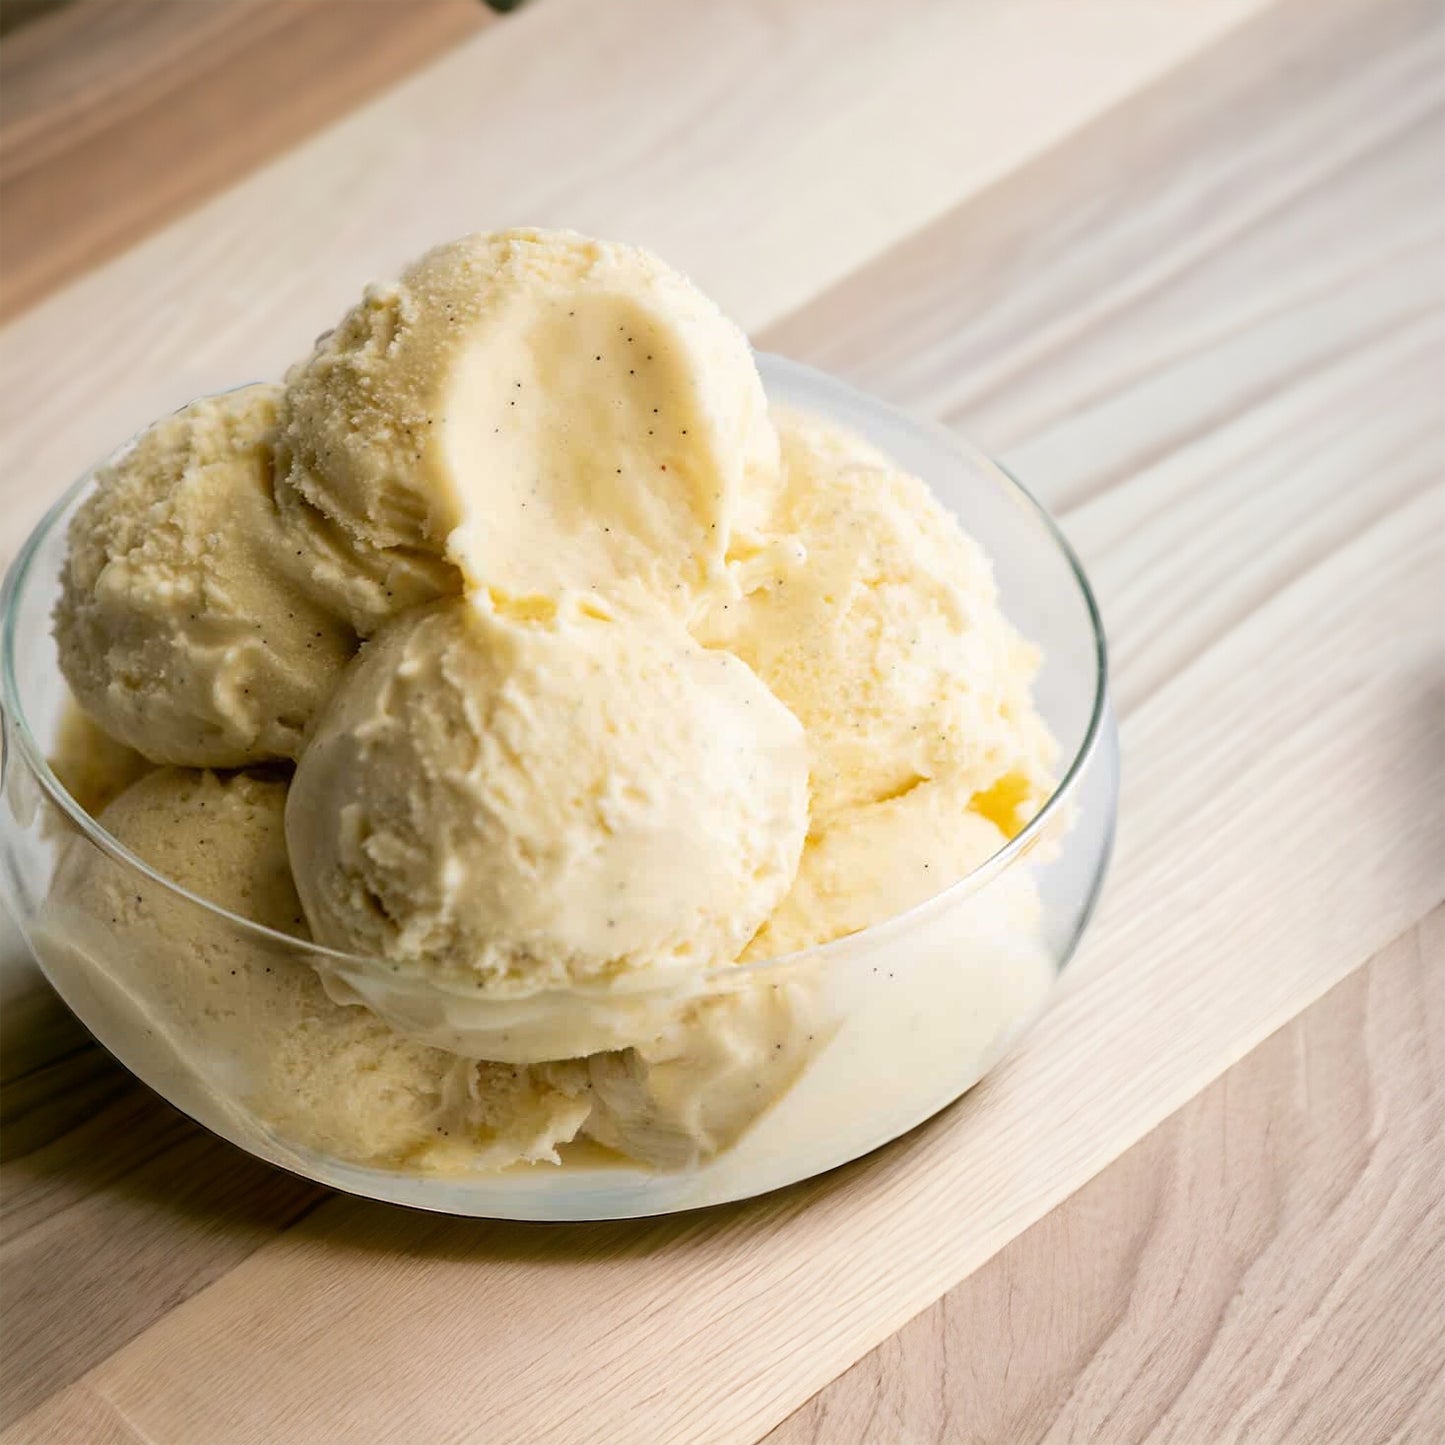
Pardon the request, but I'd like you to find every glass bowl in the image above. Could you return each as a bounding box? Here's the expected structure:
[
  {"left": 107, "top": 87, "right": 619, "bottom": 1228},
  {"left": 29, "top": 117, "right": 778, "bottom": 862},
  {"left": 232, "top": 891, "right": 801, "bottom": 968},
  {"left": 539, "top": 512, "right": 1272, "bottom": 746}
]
[{"left": 0, "top": 355, "right": 1118, "bottom": 1220}]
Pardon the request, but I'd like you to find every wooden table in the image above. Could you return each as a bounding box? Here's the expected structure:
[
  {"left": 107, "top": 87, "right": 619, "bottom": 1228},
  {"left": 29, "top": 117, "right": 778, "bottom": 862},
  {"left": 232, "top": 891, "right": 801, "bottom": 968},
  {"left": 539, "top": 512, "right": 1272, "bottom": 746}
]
[{"left": 1, "top": 2, "right": 1441, "bottom": 1441}]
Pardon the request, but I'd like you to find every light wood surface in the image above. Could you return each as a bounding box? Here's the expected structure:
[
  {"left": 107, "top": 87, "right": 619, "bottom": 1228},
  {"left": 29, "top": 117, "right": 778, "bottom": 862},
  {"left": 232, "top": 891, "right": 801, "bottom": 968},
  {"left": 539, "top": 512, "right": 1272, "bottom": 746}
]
[
  {"left": 1, "top": 0, "right": 1442, "bottom": 1441},
  {"left": 768, "top": 908, "right": 1445, "bottom": 1445},
  {"left": 0, "top": 0, "right": 490, "bottom": 321},
  {"left": 0, "top": 0, "right": 1271, "bottom": 562}
]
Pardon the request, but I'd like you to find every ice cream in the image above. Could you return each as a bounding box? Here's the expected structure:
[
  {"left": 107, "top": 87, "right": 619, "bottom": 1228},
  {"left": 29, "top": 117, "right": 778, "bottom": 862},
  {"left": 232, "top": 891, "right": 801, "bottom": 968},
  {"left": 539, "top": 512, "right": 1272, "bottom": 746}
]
[
  {"left": 562, "top": 976, "right": 826, "bottom": 1168},
  {"left": 48, "top": 698, "right": 153, "bottom": 819},
  {"left": 40, "top": 227, "right": 1066, "bottom": 1189},
  {"left": 45, "top": 768, "right": 589, "bottom": 1169},
  {"left": 286, "top": 597, "right": 808, "bottom": 1000},
  {"left": 279, "top": 229, "right": 778, "bottom": 628},
  {"left": 269, "top": 468, "right": 461, "bottom": 643},
  {"left": 746, "top": 778, "right": 1018, "bottom": 960},
  {"left": 701, "top": 408, "right": 1055, "bottom": 838},
  {"left": 55, "top": 386, "right": 355, "bottom": 767}
]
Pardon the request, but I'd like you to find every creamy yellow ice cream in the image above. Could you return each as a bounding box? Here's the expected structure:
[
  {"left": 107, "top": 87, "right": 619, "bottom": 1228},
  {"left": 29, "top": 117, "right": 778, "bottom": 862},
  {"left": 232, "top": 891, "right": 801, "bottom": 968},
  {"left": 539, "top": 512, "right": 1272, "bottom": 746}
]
[
  {"left": 563, "top": 977, "right": 826, "bottom": 1168},
  {"left": 280, "top": 230, "right": 778, "bottom": 628},
  {"left": 692, "top": 410, "right": 1056, "bottom": 974},
  {"left": 48, "top": 698, "right": 153, "bottom": 819},
  {"left": 287, "top": 597, "right": 808, "bottom": 1000},
  {"left": 42, "top": 763, "right": 820, "bottom": 1174},
  {"left": 45, "top": 768, "right": 589, "bottom": 1169},
  {"left": 45, "top": 228, "right": 1064, "bottom": 1185},
  {"left": 55, "top": 387, "right": 355, "bottom": 767},
  {"left": 702, "top": 408, "right": 1055, "bottom": 836},
  {"left": 746, "top": 779, "right": 1017, "bottom": 960},
  {"left": 270, "top": 468, "right": 462, "bottom": 642}
]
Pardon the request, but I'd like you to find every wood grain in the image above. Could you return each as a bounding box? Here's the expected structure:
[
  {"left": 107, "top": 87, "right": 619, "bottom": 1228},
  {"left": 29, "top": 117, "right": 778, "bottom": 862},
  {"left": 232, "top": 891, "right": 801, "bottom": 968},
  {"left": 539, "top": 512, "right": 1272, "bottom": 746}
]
[
  {"left": 0, "top": 1073, "right": 325, "bottom": 1428},
  {"left": 2, "top": 1388, "right": 144, "bottom": 1445},
  {"left": 4, "top": 3, "right": 1440, "bottom": 1421},
  {"left": 0, "top": 0, "right": 1272, "bottom": 573},
  {"left": 766, "top": 0, "right": 1444, "bottom": 469},
  {"left": 767, "top": 908, "right": 1445, "bottom": 1445},
  {"left": 0, "top": 0, "right": 490, "bottom": 321},
  {"left": 1, "top": 0, "right": 1441, "bottom": 1441}
]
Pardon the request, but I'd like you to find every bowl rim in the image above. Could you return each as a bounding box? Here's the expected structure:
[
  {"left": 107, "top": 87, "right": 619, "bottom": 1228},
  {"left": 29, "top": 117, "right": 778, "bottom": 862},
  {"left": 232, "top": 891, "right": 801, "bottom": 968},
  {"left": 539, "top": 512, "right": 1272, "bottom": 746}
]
[{"left": 0, "top": 354, "right": 1111, "bottom": 999}]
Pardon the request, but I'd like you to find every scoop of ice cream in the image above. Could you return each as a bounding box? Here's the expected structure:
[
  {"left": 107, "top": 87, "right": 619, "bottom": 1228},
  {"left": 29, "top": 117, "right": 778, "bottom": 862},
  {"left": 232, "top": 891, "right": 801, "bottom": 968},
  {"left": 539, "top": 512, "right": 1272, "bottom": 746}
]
[
  {"left": 55, "top": 387, "right": 354, "bottom": 767},
  {"left": 701, "top": 409, "right": 1055, "bottom": 836},
  {"left": 745, "top": 777, "right": 1020, "bottom": 959},
  {"left": 48, "top": 698, "right": 153, "bottom": 818},
  {"left": 560, "top": 977, "right": 827, "bottom": 1168},
  {"left": 45, "top": 767, "right": 588, "bottom": 1170},
  {"left": 279, "top": 229, "right": 778, "bottom": 626},
  {"left": 287, "top": 597, "right": 808, "bottom": 1003},
  {"left": 271, "top": 470, "right": 462, "bottom": 639}
]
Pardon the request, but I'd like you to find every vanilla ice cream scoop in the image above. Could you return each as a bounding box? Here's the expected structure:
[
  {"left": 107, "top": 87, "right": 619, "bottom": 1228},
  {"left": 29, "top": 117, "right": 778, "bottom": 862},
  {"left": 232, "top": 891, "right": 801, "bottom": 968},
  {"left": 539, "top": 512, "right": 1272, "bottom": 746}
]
[
  {"left": 279, "top": 229, "right": 778, "bottom": 627},
  {"left": 563, "top": 976, "right": 827, "bottom": 1168},
  {"left": 39, "top": 226, "right": 1075, "bottom": 1193},
  {"left": 286, "top": 598, "right": 808, "bottom": 1003},
  {"left": 702, "top": 409, "right": 1056, "bottom": 835},
  {"left": 44, "top": 768, "right": 589, "bottom": 1170},
  {"left": 55, "top": 387, "right": 354, "bottom": 767},
  {"left": 48, "top": 698, "right": 153, "bottom": 818},
  {"left": 746, "top": 777, "right": 1020, "bottom": 959},
  {"left": 270, "top": 469, "right": 462, "bottom": 639}
]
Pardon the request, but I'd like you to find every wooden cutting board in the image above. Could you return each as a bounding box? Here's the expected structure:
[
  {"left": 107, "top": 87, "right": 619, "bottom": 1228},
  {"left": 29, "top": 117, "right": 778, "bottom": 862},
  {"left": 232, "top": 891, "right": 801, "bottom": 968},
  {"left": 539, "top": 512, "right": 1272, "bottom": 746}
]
[{"left": 1, "top": 1, "right": 1440, "bottom": 1440}]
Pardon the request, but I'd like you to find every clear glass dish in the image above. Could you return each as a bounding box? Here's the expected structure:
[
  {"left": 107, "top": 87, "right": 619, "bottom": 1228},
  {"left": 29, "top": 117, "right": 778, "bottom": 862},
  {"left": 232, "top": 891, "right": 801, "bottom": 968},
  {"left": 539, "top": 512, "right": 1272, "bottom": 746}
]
[{"left": 0, "top": 355, "right": 1118, "bottom": 1220}]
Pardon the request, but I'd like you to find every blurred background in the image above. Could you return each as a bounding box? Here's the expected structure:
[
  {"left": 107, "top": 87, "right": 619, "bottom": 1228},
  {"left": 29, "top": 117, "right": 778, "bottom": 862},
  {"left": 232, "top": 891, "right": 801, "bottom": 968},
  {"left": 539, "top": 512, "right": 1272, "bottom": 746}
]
[{"left": 0, "top": 0, "right": 504, "bottom": 316}]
